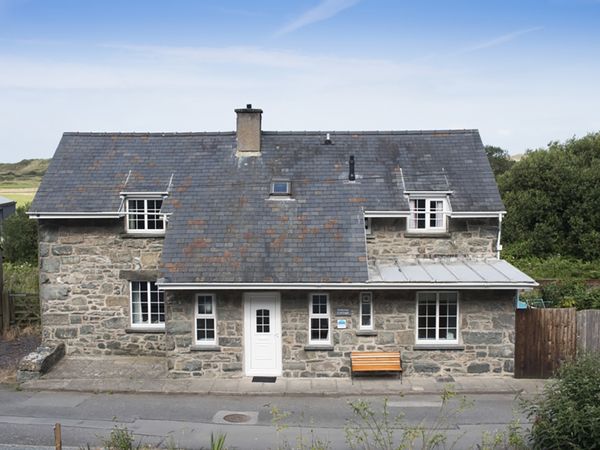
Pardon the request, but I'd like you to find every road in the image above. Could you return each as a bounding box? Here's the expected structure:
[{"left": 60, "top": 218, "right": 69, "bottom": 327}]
[{"left": 0, "top": 385, "right": 530, "bottom": 449}]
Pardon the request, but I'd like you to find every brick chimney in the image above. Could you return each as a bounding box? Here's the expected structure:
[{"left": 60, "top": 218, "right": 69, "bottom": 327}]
[{"left": 235, "top": 104, "right": 262, "bottom": 154}]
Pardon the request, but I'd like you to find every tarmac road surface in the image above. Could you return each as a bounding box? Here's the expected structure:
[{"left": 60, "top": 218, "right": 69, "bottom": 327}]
[{"left": 0, "top": 385, "right": 532, "bottom": 449}]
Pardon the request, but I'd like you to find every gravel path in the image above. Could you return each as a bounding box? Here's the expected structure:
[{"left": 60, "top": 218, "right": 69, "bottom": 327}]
[{"left": 0, "top": 335, "right": 40, "bottom": 370}]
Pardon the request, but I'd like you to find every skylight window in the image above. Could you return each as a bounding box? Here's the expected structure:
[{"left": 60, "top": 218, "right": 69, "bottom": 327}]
[{"left": 270, "top": 180, "right": 291, "bottom": 196}]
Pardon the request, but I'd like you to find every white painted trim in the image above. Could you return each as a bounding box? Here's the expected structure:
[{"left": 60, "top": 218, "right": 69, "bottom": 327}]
[
  {"left": 28, "top": 212, "right": 123, "bottom": 219},
  {"left": 364, "top": 211, "right": 411, "bottom": 218},
  {"left": 449, "top": 211, "right": 506, "bottom": 218},
  {"left": 125, "top": 198, "right": 167, "bottom": 235},
  {"left": 195, "top": 293, "right": 217, "bottom": 346},
  {"left": 244, "top": 292, "right": 282, "bottom": 377},
  {"left": 130, "top": 281, "right": 165, "bottom": 328},
  {"left": 120, "top": 192, "right": 169, "bottom": 197},
  {"left": 404, "top": 190, "right": 453, "bottom": 195},
  {"left": 158, "top": 281, "right": 537, "bottom": 290},
  {"left": 407, "top": 198, "right": 448, "bottom": 232},
  {"left": 308, "top": 292, "right": 331, "bottom": 345},
  {"left": 415, "top": 291, "right": 460, "bottom": 345},
  {"left": 364, "top": 210, "right": 506, "bottom": 219},
  {"left": 359, "top": 292, "right": 373, "bottom": 331}
]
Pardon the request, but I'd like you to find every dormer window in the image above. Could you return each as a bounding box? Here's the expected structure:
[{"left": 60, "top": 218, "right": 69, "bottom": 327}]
[
  {"left": 126, "top": 198, "right": 166, "bottom": 234},
  {"left": 408, "top": 198, "right": 447, "bottom": 232},
  {"left": 270, "top": 180, "right": 291, "bottom": 196}
]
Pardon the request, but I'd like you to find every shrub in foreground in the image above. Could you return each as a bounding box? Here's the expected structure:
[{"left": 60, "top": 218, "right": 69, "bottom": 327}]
[{"left": 526, "top": 353, "right": 600, "bottom": 449}]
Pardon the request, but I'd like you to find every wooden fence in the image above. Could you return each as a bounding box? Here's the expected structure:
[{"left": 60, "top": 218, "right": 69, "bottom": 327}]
[
  {"left": 0, "top": 291, "right": 40, "bottom": 334},
  {"left": 515, "top": 308, "right": 600, "bottom": 378},
  {"left": 577, "top": 309, "right": 600, "bottom": 354},
  {"left": 515, "top": 308, "right": 578, "bottom": 379}
]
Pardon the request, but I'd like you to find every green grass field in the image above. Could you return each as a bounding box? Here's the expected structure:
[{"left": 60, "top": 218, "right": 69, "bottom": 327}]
[
  {"left": 0, "top": 159, "right": 48, "bottom": 206},
  {"left": 0, "top": 189, "right": 36, "bottom": 206}
]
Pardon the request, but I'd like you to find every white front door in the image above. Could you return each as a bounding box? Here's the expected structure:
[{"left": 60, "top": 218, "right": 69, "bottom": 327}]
[{"left": 244, "top": 292, "right": 282, "bottom": 377}]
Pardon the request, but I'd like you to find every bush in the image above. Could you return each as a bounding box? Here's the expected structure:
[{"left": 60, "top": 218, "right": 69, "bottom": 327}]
[
  {"left": 508, "top": 256, "right": 600, "bottom": 280},
  {"left": 1, "top": 203, "right": 38, "bottom": 264},
  {"left": 525, "top": 353, "right": 600, "bottom": 449},
  {"left": 499, "top": 132, "right": 600, "bottom": 261},
  {"left": 3, "top": 262, "right": 38, "bottom": 293}
]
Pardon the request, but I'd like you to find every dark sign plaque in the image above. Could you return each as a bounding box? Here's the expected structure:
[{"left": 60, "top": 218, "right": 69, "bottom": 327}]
[{"left": 335, "top": 308, "right": 352, "bottom": 316}]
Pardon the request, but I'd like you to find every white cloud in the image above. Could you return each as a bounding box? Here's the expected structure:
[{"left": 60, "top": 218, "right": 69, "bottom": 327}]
[
  {"left": 453, "top": 27, "right": 543, "bottom": 55},
  {"left": 0, "top": 39, "right": 598, "bottom": 162},
  {"left": 276, "top": 0, "right": 360, "bottom": 35}
]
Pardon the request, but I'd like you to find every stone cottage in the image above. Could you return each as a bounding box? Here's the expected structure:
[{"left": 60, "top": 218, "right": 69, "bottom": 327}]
[{"left": 29, "top": 105, "right": 536, "bottom": 379}]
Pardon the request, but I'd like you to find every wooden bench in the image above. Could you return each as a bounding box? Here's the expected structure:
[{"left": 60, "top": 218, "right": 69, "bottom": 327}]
[{"left": 350, "top": 351, "right": 402, "bottom": 383}]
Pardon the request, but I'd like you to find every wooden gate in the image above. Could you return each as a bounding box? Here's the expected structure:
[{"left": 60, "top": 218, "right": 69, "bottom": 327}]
[
  {"left": 0, "top": 291, "right": 40, "bottom": 333},
  {"left": 514, "top": 308, "right": 577, "bottom": 379}
]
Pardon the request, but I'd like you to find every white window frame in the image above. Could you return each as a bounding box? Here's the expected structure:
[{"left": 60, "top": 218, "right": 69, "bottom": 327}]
[
  {"left": 359, "top": 292, "right": 373, "bottom": 330},
  {"left": 129, "top": 281, "right": 165, "bottom": 329},
  {"left": 415, "top": 291, "right": 459, "bottom": 345},
  {"left": 195, "top": 293, "right": 217, "bottom": 346},
  {"left": 125, "top": 197, "right": 167, "bottom": 234},
  {"left": 309, "top": 293, "right": 331, "bottom": 345},
  {"left": 407, "top": 197, "right": 448, "bottom": 233}
]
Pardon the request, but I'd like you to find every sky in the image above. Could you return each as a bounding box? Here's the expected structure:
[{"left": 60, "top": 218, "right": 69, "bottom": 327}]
[{"left": 0, "top": 0, "right": 599, "bottom": 161}]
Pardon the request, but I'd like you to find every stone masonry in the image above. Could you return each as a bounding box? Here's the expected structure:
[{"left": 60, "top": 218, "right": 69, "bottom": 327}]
[
  {"left": 166, "top": 291, "right": 243, "bottom": 377},
  {"left": 39, "top": 217, "right": 515, "bottom": 378},
  {"left": 167, "top": 289, "right": 515, "bottom": 378},
  {"left": 39, "top": 220, "right": 166, "bottom": 356},
  {"left": 367, "top": 217, "right": 499, "bottom": 263}
]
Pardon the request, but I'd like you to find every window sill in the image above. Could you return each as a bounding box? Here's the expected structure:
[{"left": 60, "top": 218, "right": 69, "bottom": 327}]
[
  {"left": 120, "top": 232, "right": 165, "bottom": 239},
  {"left": 266, "top": 197, "right": 296, "bottom": 202},
  {"left": 125, "top": 327, "right": 166, "bottom": 334},
  {"left": 404, "top": 232, "right": 450, "bottom": 238},
  {"left": 356, "top": 330, "right": 377, "bottom": 337},
  {"left": 304, "top": 344, "right": 334, "bottom": 351},
  {"left": 190, "top": 345, "right": 221, "bottom": 352},
  {"left": 413, "top": 344, "right": 465, "bottom": 351}
]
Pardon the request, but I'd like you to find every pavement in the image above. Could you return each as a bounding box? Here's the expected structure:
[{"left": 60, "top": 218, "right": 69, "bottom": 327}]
[{"left": 20, "top": 356, "right": 547, "bottom": 396}]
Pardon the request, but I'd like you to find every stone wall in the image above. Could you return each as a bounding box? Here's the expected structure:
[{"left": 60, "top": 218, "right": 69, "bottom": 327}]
[
  {"left": 367, "top": 218, "right": 499, "bottom": 263},
  {"left": 38, "top": 219, "right": 513, "bottom": 377},
  {"left": 39, "top": 220, "right": 166, "bottom": 356},
  {"left": 167, "top": 289, "right": 515, "bottom": 378},
  {"left": 166, "top": 291, "right": 243, "bottom": 378},
  {"left": 281, "top": 290, "right": 514, "bottom": 377}
]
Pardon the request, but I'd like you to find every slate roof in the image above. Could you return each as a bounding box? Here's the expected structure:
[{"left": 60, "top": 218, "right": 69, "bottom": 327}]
[{"left": 31, "top": 129, "right": 504, "bottom": 284}]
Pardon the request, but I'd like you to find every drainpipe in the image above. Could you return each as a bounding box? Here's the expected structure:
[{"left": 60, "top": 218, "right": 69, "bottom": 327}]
[{"left": 496, "top": 213, "right": 503, "bottom": 259}]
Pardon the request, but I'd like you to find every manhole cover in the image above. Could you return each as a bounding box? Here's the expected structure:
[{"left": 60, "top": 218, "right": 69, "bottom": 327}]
[
  {"left": 223, "top": 413, "right": 252, "bottom": 423},
  {"left": 213, "top": 410, "right": 258, "bottom": 425}
]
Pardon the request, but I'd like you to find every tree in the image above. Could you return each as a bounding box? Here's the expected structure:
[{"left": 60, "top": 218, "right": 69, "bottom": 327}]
[
  {"left": 484, "top": 145, "right": 515, "bottom": 178},
  {"left": 499, "top": 132, "right": 600, "bottom": 260},
  {"left": 1, "top": 203, "right": 38, "bottom": 264}
]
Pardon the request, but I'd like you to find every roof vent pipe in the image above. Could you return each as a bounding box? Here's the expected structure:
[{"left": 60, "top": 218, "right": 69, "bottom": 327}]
[
  {"left": 349, "top": 155, "right": 355, "bottom": 181},
  {"left": 324, "top": 133, "right": 333, "bottom": 145}
]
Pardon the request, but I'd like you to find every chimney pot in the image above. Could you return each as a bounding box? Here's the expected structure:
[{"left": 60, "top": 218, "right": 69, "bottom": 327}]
[{"left": 235, "top": 105, "right": 263, "bottom": 154}]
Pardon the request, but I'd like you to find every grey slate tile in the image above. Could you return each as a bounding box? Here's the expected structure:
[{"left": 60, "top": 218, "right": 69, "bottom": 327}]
[{"left": 32, "top": 130, "right": 504, "bottom": 283}]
